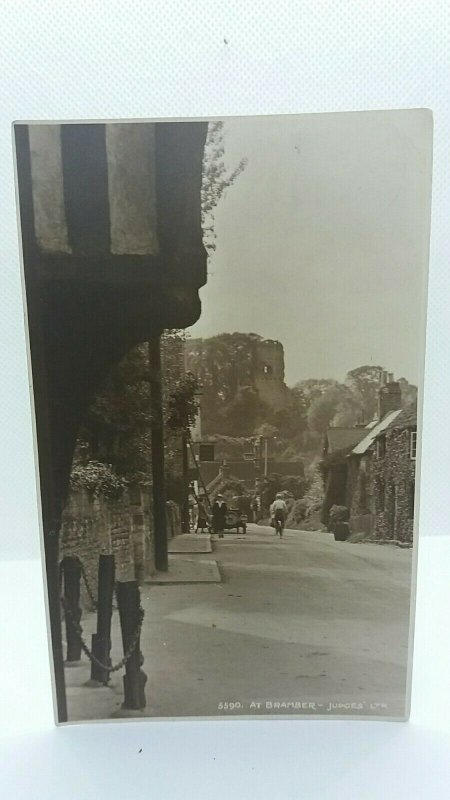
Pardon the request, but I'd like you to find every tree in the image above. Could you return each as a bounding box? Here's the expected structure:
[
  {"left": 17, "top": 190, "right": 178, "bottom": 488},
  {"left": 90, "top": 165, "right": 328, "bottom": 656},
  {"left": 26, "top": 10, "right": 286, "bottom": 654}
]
[
  {"left": 398, "top": 377, "right": 418, "bottom": 408},
  {"left": 331, "top": 385, "right": 365, "bottom": 427},
  {"left": 344, "top": 365, "right": 383, "bottom": 422},
  {"left": 255, "top": 422, "right": 278, "bottom": 439},
  {"left": 201, "top": 121, "right": 247, "bottom": 257},
  {"left": 185, "top": 333, "right": 264, "bottom": 433},
  {"left": 295, "top": 378, "right": 338, "bottom": 403},
  {"left": 270, "top": 386, "right": 307, "bottom": 439},
  {"left": 74, "top": 332, "right": 199, "bottom": 490},
  {"left": 307, "top": 386, "right": 345, "bottom": 434},
  {"left": 220, "top": 387, "right": 270, "bottom": 437}
]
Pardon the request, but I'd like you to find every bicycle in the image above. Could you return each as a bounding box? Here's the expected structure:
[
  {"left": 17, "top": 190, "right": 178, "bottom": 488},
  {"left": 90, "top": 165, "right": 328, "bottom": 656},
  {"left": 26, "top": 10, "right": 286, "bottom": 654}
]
[{"left": 274, "top": 514, "right": 284, "bottom": 538}]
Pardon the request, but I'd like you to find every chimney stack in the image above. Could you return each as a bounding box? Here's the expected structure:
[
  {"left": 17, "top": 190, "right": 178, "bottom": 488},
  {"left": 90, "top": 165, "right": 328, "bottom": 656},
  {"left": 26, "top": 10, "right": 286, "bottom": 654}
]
[{"left": 377, "top": 373, "right": 402, "bottom": 420}]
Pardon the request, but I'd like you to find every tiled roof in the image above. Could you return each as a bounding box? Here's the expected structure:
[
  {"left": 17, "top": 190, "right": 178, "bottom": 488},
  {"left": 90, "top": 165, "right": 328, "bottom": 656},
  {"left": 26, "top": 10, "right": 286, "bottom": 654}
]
[
  {"left": 325, "top": 427, "right": 368, "bottom": 454},
  {"left": 384, "top": 402, "right": 417, "bottom": 431},
  {"left": 350, "top": 409, "right": 402, "bottom": 455}
]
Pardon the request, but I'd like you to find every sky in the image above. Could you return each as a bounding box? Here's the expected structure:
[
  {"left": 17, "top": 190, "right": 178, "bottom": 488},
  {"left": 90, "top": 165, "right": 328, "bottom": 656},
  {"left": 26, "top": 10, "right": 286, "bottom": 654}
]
[{"left": 189, "top": 110, "right": 432, "bottom": 387}]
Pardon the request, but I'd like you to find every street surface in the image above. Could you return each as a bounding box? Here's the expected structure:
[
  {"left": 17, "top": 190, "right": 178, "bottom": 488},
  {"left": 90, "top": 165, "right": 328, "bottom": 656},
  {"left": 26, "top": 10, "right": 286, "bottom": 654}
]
[{"left": 66, "top": 524, "right": 413, "bottom": 720}]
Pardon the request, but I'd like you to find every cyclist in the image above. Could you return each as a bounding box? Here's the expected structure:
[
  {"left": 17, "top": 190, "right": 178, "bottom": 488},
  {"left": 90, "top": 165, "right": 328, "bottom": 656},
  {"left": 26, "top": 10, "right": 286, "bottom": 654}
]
[{"left": 270, "top": 493, "right": 288, "bottom": 537}]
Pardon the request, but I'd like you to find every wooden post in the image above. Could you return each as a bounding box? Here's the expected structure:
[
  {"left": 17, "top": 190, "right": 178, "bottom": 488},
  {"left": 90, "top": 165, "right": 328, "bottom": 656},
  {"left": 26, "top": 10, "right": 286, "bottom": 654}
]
[
  {"left": 148, "top": 336, "right": 168, "bottom": 572},
  {"left": 181, "top": 429, "right": 190, "bottom": 532},
  {"left": 62, "top": 556, "right": 82, "bottom": 663},
  {"left": 90, "top": 554, "right": 115, "bottom": 684},
  {"left": 47, "top": 530, "right": 68, "bottom": 720},
  {"left": 116, "top": 581, "right": 147, "bottom": 710}
]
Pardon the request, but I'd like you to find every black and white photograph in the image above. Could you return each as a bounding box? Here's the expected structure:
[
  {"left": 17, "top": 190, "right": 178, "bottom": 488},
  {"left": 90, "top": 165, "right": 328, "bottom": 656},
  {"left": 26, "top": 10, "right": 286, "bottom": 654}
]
[{"left": 14, "top": 110, "right": 432, "bottom": 724}]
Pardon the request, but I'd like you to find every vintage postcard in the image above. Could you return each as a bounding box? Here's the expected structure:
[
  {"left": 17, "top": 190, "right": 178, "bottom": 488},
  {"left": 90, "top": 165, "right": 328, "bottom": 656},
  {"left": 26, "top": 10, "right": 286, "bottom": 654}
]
[{"left": 13, "top": 110, "right": 432, "bottom": 723}]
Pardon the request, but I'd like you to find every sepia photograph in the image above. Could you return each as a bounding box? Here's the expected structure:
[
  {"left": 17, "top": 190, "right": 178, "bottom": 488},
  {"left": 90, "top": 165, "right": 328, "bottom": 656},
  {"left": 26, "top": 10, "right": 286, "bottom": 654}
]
[{"left": 14, "top": 110, "right": 432, "bottom": 723}]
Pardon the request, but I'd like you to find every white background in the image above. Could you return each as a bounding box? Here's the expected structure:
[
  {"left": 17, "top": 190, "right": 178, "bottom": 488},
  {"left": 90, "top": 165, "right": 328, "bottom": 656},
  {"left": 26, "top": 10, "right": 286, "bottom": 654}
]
[{"left": 0, "top": 2, "right": 449, "bottom": 797}]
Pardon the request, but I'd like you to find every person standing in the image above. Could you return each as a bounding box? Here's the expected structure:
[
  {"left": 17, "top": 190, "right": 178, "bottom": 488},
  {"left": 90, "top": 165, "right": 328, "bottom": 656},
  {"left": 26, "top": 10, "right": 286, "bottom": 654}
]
[
  {"left": 212, "top": 494, "right": 228, "bottom": 538},
  {"left": 196, "top": 496, "right": 209, "bottom": 533}
]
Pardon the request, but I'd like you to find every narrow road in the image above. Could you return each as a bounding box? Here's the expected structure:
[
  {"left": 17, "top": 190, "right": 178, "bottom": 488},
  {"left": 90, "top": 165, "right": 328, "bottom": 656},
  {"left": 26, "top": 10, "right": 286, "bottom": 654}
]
[{"left": 66, "top": 524, "right": 413, "bottom": 720}]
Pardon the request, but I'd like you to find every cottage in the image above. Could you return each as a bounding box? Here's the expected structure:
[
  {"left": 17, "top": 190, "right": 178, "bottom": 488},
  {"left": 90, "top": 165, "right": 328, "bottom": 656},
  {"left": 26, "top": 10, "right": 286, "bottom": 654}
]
[
  {"left": 346, "top": 408, "right": 403, "bottom": 538},
  {"left": 321, "top": 373, "right": 418, "bottom": 543},
  {"left": 370, "top": 404, "right": 417, "bottom": 543}
]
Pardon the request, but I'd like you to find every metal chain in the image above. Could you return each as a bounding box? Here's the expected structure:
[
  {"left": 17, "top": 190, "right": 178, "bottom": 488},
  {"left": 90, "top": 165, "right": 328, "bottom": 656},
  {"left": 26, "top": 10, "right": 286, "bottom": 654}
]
[
  {"left": 61, "top": 596, "right": 145, "bottom": 673},
  {"left": 75, "top": 557, "right": 98, "bottom": 610},
  {"left": 63, "top": 556, "right": 118, "bottom": 611}
]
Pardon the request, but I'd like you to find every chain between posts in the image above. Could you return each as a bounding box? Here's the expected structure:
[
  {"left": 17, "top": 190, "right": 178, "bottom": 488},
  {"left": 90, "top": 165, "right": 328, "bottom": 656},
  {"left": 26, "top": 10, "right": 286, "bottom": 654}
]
[
  {"left": 61, "top": 596, "right": 144, "bottom": 674},
  {"left": 76, "top": 557, "right": 98, "bottom": 609},
  {"left": 66, "top": 555, "right": 118, "bottom": 611}
]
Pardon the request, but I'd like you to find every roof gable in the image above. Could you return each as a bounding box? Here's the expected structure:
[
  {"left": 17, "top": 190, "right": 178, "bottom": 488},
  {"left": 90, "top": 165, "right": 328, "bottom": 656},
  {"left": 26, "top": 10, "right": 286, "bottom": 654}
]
[
  {"left": 384, "top": 403, "right": 417, "bottom": 431},
  {"left": 351, "top": 409, "right": 402, "bottom": 455},
  {"left": 325, "top": 427, "right": 368, "bottom": 454}
]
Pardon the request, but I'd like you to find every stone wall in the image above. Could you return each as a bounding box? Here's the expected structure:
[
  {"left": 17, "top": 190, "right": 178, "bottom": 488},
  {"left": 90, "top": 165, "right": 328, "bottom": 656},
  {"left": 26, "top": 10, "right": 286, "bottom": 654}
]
[
  {"left": 347, "top": 428, "right": 415, "bottom": 543},
  {"left": 372, "top": 428, "right": 416, "bottom": 543},
  {"left": 60, "top": 485, "right": 153, "bottom": 610},
  {"left": 61, "top": 486, "right": 182, "bottom": 609}
]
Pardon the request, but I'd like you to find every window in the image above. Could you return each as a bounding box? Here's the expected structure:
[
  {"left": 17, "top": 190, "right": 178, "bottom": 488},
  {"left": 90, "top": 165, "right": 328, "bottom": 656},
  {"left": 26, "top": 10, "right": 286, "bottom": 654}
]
[
  {"left": 410, "top": 431, "right": 417, "bottom": 460},
  {"left": 263, "top": 364, "right": 272, "bottom": 375}
]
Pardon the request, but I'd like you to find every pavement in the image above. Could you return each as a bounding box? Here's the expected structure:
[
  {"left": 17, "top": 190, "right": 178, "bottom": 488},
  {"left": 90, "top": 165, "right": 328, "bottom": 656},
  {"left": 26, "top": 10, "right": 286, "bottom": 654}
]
[
  {"left": 167, "top": 533, "right": 213, "bottom": 553},
  {"left": 146, "top": 532, "right": 219, "bottom": 584},
  {"left": 146, "top": 554, "right": 220, "bottom": 584},
  {"left": 65, "top": 524, "right": 413, "bottom": 721}
]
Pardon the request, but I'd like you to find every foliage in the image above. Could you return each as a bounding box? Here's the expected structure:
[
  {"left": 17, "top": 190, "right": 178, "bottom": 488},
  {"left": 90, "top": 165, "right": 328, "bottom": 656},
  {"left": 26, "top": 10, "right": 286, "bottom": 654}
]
[
  {"left": 270, "top": 387, "right": 308, "bottom": 439},
  {"left": 286, "top": 498, "right": 309, "bottom": 526},
  {"left": 185, "top": 332, "right": 263, "bottom": 430},
  {"left": 214, "top": 478, "right": 249, "bottom": 499},
  {"left": 70, "top": 460, "right": 127, "bottom": 499},
  {"left": 186, "top": 333, "right": 307, "bottom": 440},
  {"left": 303, "top": 367, "right": 417, "bottom": 435},
  {"left": 219, "top": 386, "right": 270, "bottom": 436},
  {"left": 301, "top": 467, "right": 325, "bottom": 515},
  {"left": 165, "top": 370, "right": 200, "bottom": 431},
  {"left": 328, "top": 505, "right": 349, "bottom": 525},
  {"left": 307, "top": 386, "right": 346, "bottom": 434},
  {"left": 285, "top": 466, "right": 326, "bottom": 531},
  {"left": 398, "top": 377, "right": 418, "bottom": 407},
  {"left": 255, "top": 422, "right": 278, "bottom": 439},
  {"left": 295, "top": 378, "right": 338, "bottom": 403},
  {"left": 278, "top": 475, "right": 306, "bottom": 499},
  {"left": 74, "top": 331, "right": 199, "bottom": 496},
  {"left": 344, "top": 366, "right": 384, "bottom": 421},
  {"left": 201, "top": 121, "right": 248, "bottom": 256}
]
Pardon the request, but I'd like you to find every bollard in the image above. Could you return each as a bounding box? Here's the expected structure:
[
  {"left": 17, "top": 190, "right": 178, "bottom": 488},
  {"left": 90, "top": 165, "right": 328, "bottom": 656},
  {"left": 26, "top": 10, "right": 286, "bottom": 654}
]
[
  {"left": 90, "top": 554, "right": 115, "bottom": 684},
  {"left": 62, "top": 556, "right": 82, "bottom": 663},
  {"left": 116, "top": 580, "right": 147, "bottom": 710}
]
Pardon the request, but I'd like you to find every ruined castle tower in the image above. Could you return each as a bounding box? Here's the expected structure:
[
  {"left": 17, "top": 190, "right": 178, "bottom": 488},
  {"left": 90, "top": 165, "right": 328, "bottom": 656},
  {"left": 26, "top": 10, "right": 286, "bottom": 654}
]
[{"left": 254, "top": 339, "right": 289, "bottom": 411}]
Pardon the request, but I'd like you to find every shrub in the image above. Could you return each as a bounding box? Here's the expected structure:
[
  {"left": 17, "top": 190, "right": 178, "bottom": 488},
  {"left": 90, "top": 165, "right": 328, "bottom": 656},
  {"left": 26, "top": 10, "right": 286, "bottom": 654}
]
[
  {"left": 286, "top": 498, "right": 309, "bottom": 526},
  {"left": 328, "top": 505, "right": 349, "bottom": 527},
  {"left": 279, "top": 475, "right": 306, "bottom": 499},
  {"left": 70, "top": 460, "right": 127, "bottom": 499}
]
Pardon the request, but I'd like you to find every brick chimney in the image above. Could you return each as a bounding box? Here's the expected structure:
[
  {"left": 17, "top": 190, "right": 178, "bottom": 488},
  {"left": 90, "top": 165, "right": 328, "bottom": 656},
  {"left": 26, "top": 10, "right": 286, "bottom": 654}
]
[{"left": 378, "top": 372, "right": 402, "bottom": 419}]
